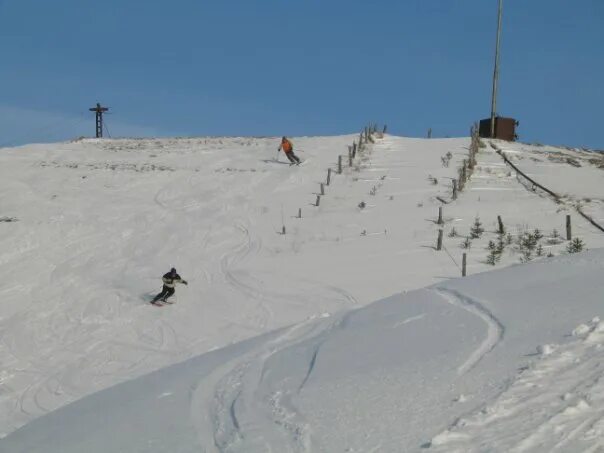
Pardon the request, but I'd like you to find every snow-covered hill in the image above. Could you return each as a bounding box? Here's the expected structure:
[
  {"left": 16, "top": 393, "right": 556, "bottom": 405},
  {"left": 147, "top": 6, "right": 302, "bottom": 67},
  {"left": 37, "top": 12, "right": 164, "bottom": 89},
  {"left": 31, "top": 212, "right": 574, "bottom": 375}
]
[
  {"left": 4, "top": 250, "right": 604, "bottom": 452},
  {"left": 1, "top": 132, "right": 604, "bottom": 451}
]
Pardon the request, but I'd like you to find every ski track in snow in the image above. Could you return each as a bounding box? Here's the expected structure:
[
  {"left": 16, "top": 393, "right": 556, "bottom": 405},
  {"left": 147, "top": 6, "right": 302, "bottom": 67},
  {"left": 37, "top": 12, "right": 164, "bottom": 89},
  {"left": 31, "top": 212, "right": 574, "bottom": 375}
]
[
  {"left": 433, "top": 288, "right": 504, "bottom": 375},
  {"left": 190, "top": 313, "right": 346, "bottom": 453},
  {"left": 429, "top": 318, "right": 604, "bottom": 452}
]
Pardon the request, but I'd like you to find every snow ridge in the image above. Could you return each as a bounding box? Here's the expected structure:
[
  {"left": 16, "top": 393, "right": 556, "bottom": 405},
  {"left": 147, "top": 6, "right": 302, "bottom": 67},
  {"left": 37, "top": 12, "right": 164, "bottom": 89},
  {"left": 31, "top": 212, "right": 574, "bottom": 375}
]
[{"left": 429, "top": 317, "right": 604, "bottom": 452}]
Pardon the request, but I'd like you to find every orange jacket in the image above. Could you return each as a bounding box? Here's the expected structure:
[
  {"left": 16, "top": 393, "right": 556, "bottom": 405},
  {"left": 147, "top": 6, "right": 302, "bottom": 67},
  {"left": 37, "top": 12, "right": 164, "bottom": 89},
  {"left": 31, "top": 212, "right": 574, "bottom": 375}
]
[{"left": 279, "top": 138, "right": 293, "bottom": 153}]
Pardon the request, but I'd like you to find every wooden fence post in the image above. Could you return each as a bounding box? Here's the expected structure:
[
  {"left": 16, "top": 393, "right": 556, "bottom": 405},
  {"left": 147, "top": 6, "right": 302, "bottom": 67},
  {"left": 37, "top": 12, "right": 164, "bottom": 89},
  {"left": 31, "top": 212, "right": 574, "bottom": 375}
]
[
  {"left": 282, "top": 225, "right": 286, "bottom": 235},
  {"left": 338, "top": 156, "right": 342, "bottom": 174},
  {"left": 298, "top": 208, "right": 302, "bottom": 219},
  {"left": 437, "top": 229, "right": 443, "bottom": 251},
  {"left": 316, "top": 195, "right": 321, "bottom": 207},
  {"left": 462, "top": 253, "right": 467, "bottom": 277},
  {"left": 352, "top": 142, "right": 357, "bottom": 158},
  {"left": 438, "top": 207, "right": 443, "bottom": 225},
  {"left": 566, "top": 214, "right": 572, "bottom": 240},
  {"left": 320, "top": 183, "right": 325, "bottom": 195},
  {"left": 461, "top": 160, "right": 467, "bottom": 183},
  {"left": 452, "top": 179, "right": 458, "bottom": 200},
  {"left": 327, "top": 168, "right": 332, "bottom": 186}
]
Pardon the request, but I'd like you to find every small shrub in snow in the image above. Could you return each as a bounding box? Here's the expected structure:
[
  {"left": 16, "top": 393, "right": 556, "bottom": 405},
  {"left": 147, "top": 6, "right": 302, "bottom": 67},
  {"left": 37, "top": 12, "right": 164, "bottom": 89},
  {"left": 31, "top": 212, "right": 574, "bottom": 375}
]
[
  {"left": 506, "top": 233, "right": 513, "bottom": 245},
  {"left": 552, "top": 228, "right": 560, "bottom": 239},
  {"left": 520, "top": 232, "right": 539, "bottom": 252},
  {"left": 536, "top": 244, "right": 544, "bottom": 257},
  {"left": 470, "top": 217, "right": 484, "bottom": 239},
  {"left": 486, "top": 240, "right": 496, "bottom": 251},
  {"left": 567, "top": 237, "right": 585, "bottom": 254},
  {"left": 461, "top": 237, "right": 472, "bottom": 249},
  {"left": 440, "top": 152, "right": 452, "bottom": 167},
  {"left": 547, "top": 252, "right": 555, "bottom": 258},
  {"left": 486, "top": 249, "right": 501, "bottom": 266},
  {"left": 533, "top": 228, "right": 544, "bottom": 241},
  {"left": 520, "top": 248, "right": 533, "bottom": 263},
  {"left": 448, "top": 227, "right": 458, "bottom": 238}
]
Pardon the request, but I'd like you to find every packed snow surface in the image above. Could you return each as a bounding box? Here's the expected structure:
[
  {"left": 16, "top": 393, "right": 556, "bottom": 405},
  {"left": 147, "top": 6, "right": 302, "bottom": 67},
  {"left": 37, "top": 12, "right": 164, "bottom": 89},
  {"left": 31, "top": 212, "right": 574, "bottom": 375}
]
[{"left": 1, "top": 133, "right": 604, "bottom": 451}]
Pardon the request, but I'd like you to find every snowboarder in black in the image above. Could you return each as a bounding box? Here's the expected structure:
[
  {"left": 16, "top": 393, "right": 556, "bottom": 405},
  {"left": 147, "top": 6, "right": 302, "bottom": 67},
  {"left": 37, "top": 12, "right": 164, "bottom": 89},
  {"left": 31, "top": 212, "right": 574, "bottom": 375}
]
[{"left": 151, "top": 268, "right": 187, "bottom": 304}]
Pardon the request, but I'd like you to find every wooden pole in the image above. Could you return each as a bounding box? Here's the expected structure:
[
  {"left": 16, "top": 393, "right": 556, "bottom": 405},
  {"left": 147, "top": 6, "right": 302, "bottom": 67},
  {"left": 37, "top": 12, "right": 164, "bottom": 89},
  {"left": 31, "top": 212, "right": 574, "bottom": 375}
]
[
  {"left": 320, "top": 183, "right": 325, "bottom": 195},
  {"left": 298, "top": 208, "right": 302, "bottom": 218},
  {"left": 497, "top": 215, "right": 504, "bottom": 234},
  {"left": 338, "top": 155, "right": 342, "bottom": 174},
  {"left": 282, "top": 225, "right": 286, "bottom": 235},
  {"left": 437, "top": 229, "right": 443, "bottom": 251},
  {"left": 327, "top": 168, "right": 332, "bottom": 186},
  {"left": 566, "top": 214, "right": 572, "bottom": 240},
  {"left": 352, "top": 142, "right": 357, "bottom": 158},
  {"left": 452, "top": 179, "right": 458, "bottom": 200},
  {"left": 316, "top": 195, "right": 321, "bottom": 207},
  {"left": 462, "top": 253, "right": 467, "bottom": 277},
  {"left": 461, "top": 161, "right": 467, "bottom": 183},
  {"left": 438, "top": 207, "right": 443, "bottom": 225}
]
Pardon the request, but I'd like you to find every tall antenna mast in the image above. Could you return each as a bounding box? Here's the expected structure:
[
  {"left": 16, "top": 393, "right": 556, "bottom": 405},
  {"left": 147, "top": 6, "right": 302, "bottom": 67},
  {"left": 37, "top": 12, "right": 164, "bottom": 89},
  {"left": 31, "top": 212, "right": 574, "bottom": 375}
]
[{"left": 490, "top": 0, "right": 503, "bottom": 138}]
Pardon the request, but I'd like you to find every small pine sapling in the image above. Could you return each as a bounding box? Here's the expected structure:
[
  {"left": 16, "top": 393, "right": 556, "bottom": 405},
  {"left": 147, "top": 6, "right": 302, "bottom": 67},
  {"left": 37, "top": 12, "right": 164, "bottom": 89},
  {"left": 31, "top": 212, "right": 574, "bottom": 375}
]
[
  {"left": 533, "top": 228, "right": 544, "bottom": 241},
  {"left": 461, "top": 237, "right": 472, "bottom": 249},
  {"left": 536, "top": 244, "right": 544, "bottom": 257},
  {"left": 486, "top": 249, "right": 501, "bottom": 266},
  {"left": 566, "top": 237, "right": 585, "bottom": 254},
  {"left": 470, "top": 217, "right": 485, "bottom": 239}
]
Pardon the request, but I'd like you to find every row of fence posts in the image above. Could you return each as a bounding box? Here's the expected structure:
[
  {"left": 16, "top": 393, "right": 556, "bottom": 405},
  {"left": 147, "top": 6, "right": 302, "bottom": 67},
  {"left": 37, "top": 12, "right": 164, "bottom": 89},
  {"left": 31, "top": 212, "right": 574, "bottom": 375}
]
[
  {"left": 451, "top": 124, "right": 480, "bottom": 200},
  {"left": 435, "top": 208, "right": 575, "bottom": 277},
  {"left": 287, "top": 123, "right": 386, "bottom": 227}
]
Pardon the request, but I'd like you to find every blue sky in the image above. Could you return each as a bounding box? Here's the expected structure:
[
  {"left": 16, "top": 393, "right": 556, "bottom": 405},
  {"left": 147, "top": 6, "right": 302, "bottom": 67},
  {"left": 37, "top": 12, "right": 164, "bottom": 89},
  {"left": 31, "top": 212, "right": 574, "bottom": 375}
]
[{"left": 0, "top": 0, "right": 602, "bottom": 148}]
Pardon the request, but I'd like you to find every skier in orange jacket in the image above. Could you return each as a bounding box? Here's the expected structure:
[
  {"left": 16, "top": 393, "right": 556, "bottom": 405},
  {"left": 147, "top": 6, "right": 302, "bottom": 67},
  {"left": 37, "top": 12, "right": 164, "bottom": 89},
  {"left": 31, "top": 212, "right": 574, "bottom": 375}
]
[{"left": 278, "top": 137, "right": 301, "bottom": 165}]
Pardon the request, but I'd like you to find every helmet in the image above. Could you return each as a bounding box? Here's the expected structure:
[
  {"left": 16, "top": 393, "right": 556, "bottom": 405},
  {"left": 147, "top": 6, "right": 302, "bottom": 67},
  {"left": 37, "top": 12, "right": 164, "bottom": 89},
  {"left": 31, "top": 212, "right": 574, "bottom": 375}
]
[
  {"left": 282, "top": 136, "right": 287, "bottom": 141},
  {"left": 170, "top": 267, "right": 177, "bottom": 274}
]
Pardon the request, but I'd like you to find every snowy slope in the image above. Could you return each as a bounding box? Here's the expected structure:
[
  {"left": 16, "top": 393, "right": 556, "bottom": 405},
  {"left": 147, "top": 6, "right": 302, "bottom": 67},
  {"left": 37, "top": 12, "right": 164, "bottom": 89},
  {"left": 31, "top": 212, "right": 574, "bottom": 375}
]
[
  {"left": 4, "top": 250, "right": 604, "bottom": 452},
  {"left": 0, "top": 134, "right": 472, "bottom": 436},
  {"left": 2, "top": 132, "right": 604, "bottom": 449}
]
